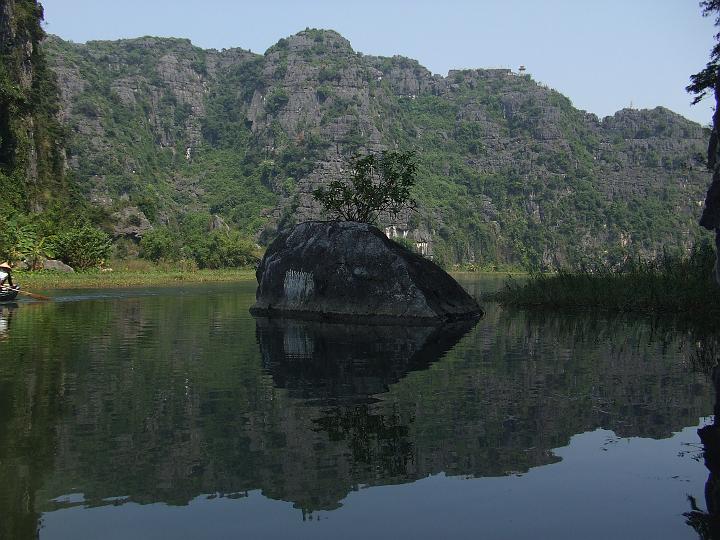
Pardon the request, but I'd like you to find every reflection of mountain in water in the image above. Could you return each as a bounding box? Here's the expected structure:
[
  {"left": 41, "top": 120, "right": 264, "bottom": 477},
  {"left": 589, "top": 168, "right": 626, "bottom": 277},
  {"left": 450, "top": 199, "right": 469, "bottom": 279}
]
[
  {"left": 256, "top": 317, "right": 476, "bottom": 403},
  {"left": 0, "top": 282, "right": 714, "bottom": 537}
]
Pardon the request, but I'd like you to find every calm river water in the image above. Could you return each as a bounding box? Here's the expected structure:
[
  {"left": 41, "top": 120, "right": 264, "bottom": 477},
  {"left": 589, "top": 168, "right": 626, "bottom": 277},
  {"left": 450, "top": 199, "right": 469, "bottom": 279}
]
[{"left": 0, "top": 276, "right": 715, "bottom": 539}]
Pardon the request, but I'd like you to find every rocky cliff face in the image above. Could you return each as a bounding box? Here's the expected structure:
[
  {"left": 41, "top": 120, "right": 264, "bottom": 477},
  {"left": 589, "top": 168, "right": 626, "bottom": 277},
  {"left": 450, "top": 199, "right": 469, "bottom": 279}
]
[
  {"left": 698, "top": 70, "right": 720, "bottom": 283},
  {"left": 42, "top": 29, "right": 710, "bottom": 268},
  {"left": 0, "top": 0, "right": 68, "bottom": 215}
]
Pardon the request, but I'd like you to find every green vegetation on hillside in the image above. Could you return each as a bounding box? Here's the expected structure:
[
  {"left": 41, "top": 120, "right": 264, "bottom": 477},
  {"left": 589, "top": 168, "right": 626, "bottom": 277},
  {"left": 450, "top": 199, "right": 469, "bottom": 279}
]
[
  {"left": 139, "top": 212, "right": 262, "bottom": 269},
  {"left": 0, "top": 1, "right": 115, "bottom": 271},
  {"left": 384, "top": 73, "right": 707, "bottom": 268},
  {"left": 0, "top": 1, "right": 68, "bottom": 217},
  {"left": 34, "top": 28, "right": 711, "bottom": 270},
  {"left": 0, "top": 27, "right": 267, "bottom": 270}
]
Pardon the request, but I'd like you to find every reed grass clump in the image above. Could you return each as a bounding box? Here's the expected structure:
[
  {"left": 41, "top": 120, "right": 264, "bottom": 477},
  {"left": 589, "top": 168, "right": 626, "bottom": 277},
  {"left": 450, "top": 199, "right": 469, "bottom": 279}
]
[{"left": 495, "top": 242, "right": 720, "bottom": 316}]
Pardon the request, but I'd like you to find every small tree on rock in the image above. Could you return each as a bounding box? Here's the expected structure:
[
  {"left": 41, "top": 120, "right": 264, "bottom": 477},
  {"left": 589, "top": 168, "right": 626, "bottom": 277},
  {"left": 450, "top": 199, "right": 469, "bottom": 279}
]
[{"left": 313, "top": 151, "right": 417, "bottom": 223}]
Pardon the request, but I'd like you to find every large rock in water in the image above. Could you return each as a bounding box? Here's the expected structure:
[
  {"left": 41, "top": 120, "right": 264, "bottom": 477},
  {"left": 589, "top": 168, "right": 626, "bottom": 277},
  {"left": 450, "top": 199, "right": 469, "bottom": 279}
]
[{"left": 251, "top": 221, "right": 483, "bottom": 324}]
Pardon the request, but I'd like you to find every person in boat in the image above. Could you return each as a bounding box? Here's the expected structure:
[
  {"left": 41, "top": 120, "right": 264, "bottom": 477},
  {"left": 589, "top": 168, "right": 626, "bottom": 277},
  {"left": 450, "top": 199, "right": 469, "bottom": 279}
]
[{"left": 0, "top": 262, "right": 16, "bottom": 290}]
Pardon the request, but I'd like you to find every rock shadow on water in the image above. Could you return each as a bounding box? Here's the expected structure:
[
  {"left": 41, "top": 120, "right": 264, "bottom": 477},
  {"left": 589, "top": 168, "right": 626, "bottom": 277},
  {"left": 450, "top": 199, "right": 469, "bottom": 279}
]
[{"left": 254, "top": 316, "right": 478, "bottom": 405}]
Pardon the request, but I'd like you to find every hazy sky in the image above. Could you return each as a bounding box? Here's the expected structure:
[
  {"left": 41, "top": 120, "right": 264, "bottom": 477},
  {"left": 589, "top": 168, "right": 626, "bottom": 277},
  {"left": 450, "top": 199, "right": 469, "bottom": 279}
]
[{"left": 39, "top": 0, "right": 717, "bottom": 125}]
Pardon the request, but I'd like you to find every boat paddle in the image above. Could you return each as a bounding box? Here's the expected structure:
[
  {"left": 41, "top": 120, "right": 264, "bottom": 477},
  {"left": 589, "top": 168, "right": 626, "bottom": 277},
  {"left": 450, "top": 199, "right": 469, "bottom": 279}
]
[{"left": 17, "top": 290, "right": 52, "bottom": 301}]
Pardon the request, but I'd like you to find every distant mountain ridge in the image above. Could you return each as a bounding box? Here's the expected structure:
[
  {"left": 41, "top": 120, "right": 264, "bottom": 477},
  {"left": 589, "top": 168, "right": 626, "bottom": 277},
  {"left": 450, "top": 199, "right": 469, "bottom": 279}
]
[{"left": 43, "top": 29, "right": 710, "bottom": 268}]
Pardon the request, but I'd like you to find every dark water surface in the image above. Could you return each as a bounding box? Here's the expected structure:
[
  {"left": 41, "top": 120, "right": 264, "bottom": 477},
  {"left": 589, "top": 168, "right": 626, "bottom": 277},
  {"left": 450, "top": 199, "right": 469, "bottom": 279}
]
[{"left": 0, "top": 276, "right": 714, "bottom": 539}]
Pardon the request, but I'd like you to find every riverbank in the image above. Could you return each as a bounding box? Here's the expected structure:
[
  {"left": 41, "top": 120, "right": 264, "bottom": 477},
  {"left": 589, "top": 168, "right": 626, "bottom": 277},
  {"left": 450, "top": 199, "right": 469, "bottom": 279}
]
[
  {"left": 12, "top": 263, "right": 525, "bottom": 292},
  {"left": 15, "top": 268, "right": 257, "bottom": 290}
]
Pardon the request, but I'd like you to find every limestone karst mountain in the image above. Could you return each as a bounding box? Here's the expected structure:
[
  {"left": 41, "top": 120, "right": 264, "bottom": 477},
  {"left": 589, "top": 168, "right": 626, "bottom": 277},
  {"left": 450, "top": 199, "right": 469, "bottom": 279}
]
[{"left": 42, "top": 28, "right": 710, "bottom": 267}]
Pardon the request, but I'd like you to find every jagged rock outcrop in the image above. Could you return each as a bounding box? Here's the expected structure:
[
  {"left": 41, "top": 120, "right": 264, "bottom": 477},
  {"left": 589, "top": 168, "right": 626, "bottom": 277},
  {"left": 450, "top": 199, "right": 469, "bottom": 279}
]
[
  {"left": 111, "top": 206, "right": 152, "bottom": 239},
  {"left": 42, "top": 259, "right": 74, "bottom": 272},
  {"left": 208, "top": 213, "right": 230, "bottom": 232},
  {"left": 251, "top": 221, "right": 483, "bottom": 323},
  {"left": 699, "top": 73, "right": 720, "bottom": 283}
]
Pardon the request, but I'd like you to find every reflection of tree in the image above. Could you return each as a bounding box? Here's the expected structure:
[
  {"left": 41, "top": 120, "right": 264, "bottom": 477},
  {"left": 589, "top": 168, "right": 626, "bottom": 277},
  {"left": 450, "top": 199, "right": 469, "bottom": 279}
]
[{"left": 315, "top": 405, "right": 414, "bottom": 478}]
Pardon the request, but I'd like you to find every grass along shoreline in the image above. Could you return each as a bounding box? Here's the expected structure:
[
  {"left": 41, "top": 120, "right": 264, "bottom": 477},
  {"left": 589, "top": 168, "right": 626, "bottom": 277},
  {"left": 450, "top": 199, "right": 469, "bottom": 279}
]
[
  {"left": 492, "top": 244, "right": 720, "bottom": 316},
  {"left": 15, "top": 267, "right": 257, "bottom": 290},
  {"left": 16, "top": 268, "right": 523, "bottom": 291}
]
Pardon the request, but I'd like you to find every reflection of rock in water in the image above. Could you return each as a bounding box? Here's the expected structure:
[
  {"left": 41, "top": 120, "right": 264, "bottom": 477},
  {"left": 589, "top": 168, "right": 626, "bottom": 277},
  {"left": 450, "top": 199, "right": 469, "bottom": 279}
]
[
  {"left": 686, "top": 364, "right": 720, "bottom": 538},
  {"left": 282, "top": 322, "right": 315, "bottom": 358},
  {"left": 255, "top": 317, "right": 477, "bottom": 403},
  {"left": 0, "top": 304, "right": 16, "bottom": 341}
]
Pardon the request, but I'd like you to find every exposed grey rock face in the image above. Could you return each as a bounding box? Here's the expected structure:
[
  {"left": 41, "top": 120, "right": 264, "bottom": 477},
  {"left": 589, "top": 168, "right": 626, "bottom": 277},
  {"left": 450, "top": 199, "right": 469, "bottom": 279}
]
[
  {"left": 111, "top": 206, "right": 152, "bottom": 239},
  {"left": 251, "top": 221, "right": 483, "bottom": 323},
  {"left": 42, "top": 259, "right": 74, "bottom": 272},
  {"left": 208, "top": 213, "right": 230, "bottom": 232}
]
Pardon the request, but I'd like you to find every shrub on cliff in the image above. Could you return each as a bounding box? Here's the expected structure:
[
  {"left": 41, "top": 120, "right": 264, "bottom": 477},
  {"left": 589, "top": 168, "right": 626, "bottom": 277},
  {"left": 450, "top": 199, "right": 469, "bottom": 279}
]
[
  {"left": 51, "top": 226, "right": 112, "bottom": 269},
  {"left": 191, "top": 230, "right": 260, "bottom": 269},
  {"left": 140, "top": 227, "right": 178, "bottom": 261},
  {"left": 140, "top": 225, "right": 259, "bottom": 268}
]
